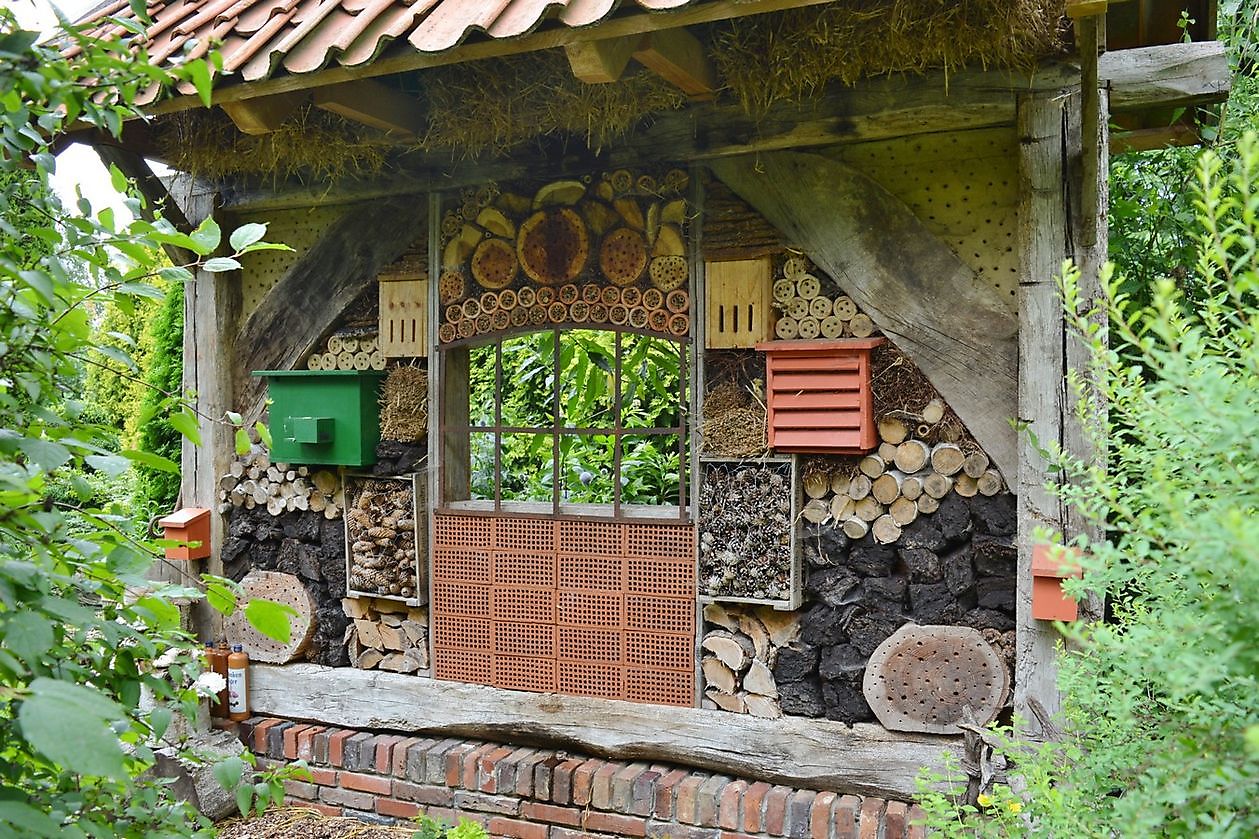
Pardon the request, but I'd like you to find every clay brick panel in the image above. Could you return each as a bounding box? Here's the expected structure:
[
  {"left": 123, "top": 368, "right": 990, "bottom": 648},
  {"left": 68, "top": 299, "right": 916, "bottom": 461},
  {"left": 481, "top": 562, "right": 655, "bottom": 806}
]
[
  {"left": 489, "top": 816, "right": 548, "bottom": 839},
  {"left": 857, "top": 797, "right": 885, "bottom": 839},
  {"left": 833, "top": 795, "right": 861, "bottom": 839},
  {"left": 341, "top": 771, "right": 392, "bottom": 795}
]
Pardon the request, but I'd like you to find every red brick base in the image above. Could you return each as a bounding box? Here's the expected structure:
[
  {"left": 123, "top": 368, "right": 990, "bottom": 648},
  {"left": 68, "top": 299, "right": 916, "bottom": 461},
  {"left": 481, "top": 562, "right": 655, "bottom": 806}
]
[{"left": 223, "top": 718, "right": 924, "bottom": 839}]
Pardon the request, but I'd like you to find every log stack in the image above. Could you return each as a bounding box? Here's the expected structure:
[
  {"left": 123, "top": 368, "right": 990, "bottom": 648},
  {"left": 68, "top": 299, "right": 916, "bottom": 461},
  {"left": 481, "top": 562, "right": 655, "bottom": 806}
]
[
  {"left": 343, "top": 598, "right": 429, "bottom": 674},
  {"left": 771, "top": 257, "right": 876, "bottom": 341},
  {"left": 216, "top": 444, "right": 343, "bottom": 518},
  {"left": 306, "top": 329, "right": 387, "bottom": 371},
  {"left": 700, "top": 603, "right": 800, "bottom": 719}
]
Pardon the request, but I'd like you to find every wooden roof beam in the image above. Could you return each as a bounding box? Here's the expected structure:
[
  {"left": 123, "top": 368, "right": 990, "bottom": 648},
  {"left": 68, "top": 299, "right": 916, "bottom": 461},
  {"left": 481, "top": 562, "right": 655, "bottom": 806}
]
[
  {"left": 221, "top": 91, "right": 307, "bottom": 135},
  {"left": 632, "top": 27, "right": 717, "bottom": 100},
  {"left": 312, "top": 79, "right": 425, "bottom": 138},
  {"left": 1100, "top": 41, "right": 1230, "bottom": 112},
  {"left": 566, "top": 36, "right": 638, "bottom": 84}
]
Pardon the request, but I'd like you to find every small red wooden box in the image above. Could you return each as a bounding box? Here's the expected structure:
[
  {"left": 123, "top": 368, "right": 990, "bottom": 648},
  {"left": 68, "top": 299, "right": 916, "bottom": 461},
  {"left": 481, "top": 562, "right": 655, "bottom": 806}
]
[
  {"left": 1031, "top": 544, "right": 1083, "bottom": 621},
  {"left": 158, "top": 507, "right": 211, "bottom": 561},
  {"left": 756, "top": 338, "right": 885, "bottom": 454}
]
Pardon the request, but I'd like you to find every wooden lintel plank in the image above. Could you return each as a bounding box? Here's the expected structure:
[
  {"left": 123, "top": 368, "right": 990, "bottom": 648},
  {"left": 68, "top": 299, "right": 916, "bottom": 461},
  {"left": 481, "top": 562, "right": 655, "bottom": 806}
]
[
  {"left": 1110, "top": 122, "right": 1201, "bottom": 152},
  {"left": 1099, "top": 41, "right": 1230, "bottom": 112},
  {"left": 565, "top": 36, "right": 637, "bottom": 84},
  {"left": 220, "top": 91, "right": 306, "bottom": 135},
  {"left": 248, "top": 663, "right": 956, "bottom": 800},
  {"left": 632, "top": 27, "right": 716, "bottom": 99},
  {"left": 312, "top": 79, "right": 424, "bottom": 137}
]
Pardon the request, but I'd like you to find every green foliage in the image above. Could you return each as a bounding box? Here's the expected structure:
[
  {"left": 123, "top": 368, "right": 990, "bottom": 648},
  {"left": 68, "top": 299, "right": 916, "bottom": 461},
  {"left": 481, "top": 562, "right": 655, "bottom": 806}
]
[
  {"left": 85, "top": 289, "right": 161, "bottom": 441},
  {"left": 0, "top": 8, "right": 295, "bottom": 835},
  {"left": 915, "top": 134, "right": 1259, "bottom": 838},
  {"left": 213, "top": 753, "right": 310, "bottom": 818},
  {"left": 132, "top": 281, "right": 186, "bottom": 516},
  {"left": 412, "top": 814, "right": 491, "bottom": 839}
]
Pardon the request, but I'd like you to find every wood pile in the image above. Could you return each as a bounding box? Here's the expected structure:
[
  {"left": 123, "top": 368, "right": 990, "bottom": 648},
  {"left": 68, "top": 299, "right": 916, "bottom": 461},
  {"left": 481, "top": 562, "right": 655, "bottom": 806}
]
[
  {"left": 217, "top": 444, "right": 343, "bottom": 518},
  {"left": 343, "top": 598, "right": 429, "bottom": 673},
  {"left": 700, "top": 603, "right": 800, "bottom": 719},
  {"left": 698, "top": 460, "right": 793, "bottom": 602},
  {"left": 306, "top": 329, "right": 387, "bottom": 371},
  {"left": 771, "top": 256, "right": 875, "bottom": 341},
  {"left": 344, "top": 476, "right": 421, "bottom": 600}
]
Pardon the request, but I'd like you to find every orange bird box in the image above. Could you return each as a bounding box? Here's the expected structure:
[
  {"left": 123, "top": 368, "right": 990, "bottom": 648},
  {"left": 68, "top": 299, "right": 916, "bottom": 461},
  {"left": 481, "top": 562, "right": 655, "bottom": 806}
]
[
  {"left": 1031, "top": 544, "right": 1083, "bottom": 621},
  {"left": 158, "top": 507, "right": 212, "bottom": 561}
]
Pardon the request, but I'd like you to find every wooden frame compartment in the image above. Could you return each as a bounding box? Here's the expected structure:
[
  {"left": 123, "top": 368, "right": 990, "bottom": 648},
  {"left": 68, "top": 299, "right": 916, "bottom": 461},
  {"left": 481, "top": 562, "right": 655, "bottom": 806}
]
[{"left": 343, "top": 472, "right": 428, "bottom": 605}]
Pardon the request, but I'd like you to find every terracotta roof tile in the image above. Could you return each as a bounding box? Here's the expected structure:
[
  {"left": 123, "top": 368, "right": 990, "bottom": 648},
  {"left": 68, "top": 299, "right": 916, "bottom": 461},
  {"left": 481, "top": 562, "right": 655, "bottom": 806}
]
[{"left": 75, "top": 0, "right": 710, "bottom": 86}]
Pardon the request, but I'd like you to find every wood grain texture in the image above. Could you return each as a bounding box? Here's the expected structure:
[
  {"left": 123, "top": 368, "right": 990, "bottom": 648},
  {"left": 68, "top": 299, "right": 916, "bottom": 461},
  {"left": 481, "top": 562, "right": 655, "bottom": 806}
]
[
  {"left": 711, "top": 152, "right": 1018, "bottom": 478},
  {"left": 1099, "top": 41, "right": 1230, "bottom": 112},
  {"left": 233, "top": 197, "right": 427, "bottom": 423},
  {"left": 248, "top": 663, "right": 956, "bottom": 799}
]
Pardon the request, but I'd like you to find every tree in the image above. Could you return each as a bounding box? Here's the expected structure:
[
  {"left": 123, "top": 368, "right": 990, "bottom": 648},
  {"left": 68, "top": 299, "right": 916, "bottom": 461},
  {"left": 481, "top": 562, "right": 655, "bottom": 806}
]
[{"left": 0, "top": 9, "right": 292, "bottom": 835}]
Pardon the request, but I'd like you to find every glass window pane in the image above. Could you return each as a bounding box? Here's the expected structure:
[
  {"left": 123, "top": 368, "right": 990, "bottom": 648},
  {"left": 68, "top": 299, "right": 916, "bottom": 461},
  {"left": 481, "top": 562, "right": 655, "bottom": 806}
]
[
  {"left": 499, "top": 432, "right": 555, "bottom": 503},
  {"left": 466, "top": 343, "right": 497, "bottom": 427},
  {"left": 619, "top": 434, "right": 683, "bottom": 506},
  {"left": 621, "top": 334, "right": 684, "bottom": 430},
  {"left": 558, "top": 330, "right": 615, "bottom": 428},
  {"left": 559, "top": 434, "right": 615, "bottom": 505},
  {"left": 499, "top": 331, "right": 556, "bottom": 428},
  {"left": 469, "top": 431, "right": 496, "bottom": 500}
]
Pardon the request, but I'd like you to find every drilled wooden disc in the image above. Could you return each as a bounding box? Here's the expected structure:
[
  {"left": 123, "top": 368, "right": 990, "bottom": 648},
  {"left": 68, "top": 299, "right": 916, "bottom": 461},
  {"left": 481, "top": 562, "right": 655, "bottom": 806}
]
[
  {"left": 471, "top": 238, "right": 518, "bottom": 290},
  {"left": 599, "top": 227, "right": 648, "bottom": 286},
  {"left": 649, "top": 255, "right": 688, "bottom": 291},
  {"left": 863, "top": 624, "right": 1010, "bottom": 735},
  {"left": 225, "top": 571, "right": 316, "bottom": 664},
  {"left": 517, "top": 208, "right": 589, "bottom": 285},
  {"left": 438, "top": 270, "right": 465, "bottom": 304}
]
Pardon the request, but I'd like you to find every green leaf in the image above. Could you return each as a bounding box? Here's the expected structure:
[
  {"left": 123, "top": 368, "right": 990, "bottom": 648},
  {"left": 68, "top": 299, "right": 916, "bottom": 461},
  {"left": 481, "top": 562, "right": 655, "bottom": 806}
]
[
  {"left": 17, "top": 438, "right": 72, "bottom": 471},
  {"left": 244, "top": 599, "right": 296, "bottom": 644},
  {"left": 121, "top": 448, "right": 181, "bottom": 474},
  {"left": 132, "top": 595, "right": 181, "bottom": 629},
  {"left": 148, "top": 705, "right": 172, "bottom": 741},
  {"left": 169, "top": 409, "right": 202, "bottom": 445},
  {"left": 85, "top": 453, "right": 132, "bottom": 477},
  {"left": 226, "top": 410, "right": 243, "bottom": 426},
  {"left": 158, "top": 266, "right": 194, "bottom": 283},
  {"left": 235, "top": 783, "right": 253, "bottom": 818},
  {"left": 0, "top": 801, "right": 65, "bottom": 838},
  {"left": 4, "top": 612, "right": 54, "bottom": 662},
  {"left": 213, "top": 755, "right": 244, "bottom": 793},
  {"left": 108, "top": 163, "right": 128, "bottom": 193},
  {"left": 203, "top": 256, "right": 242, "bottom": 273},
  {"left": 204, "top": 578, "right": 238, "bottom": 616},
  {"left": 254, "top": 421, "right": 272, "bottom": 449},
  {"left": 185, "top": 58, "right": 214, "bottom": 108},
  {"left": 234, "top": 428, "right": 251, "bottom": 456},
  {"left": 190, "top": 216, "right": 221, "bottom": 254},
  {"left": 19, "top": 679, "right": 126, "bottom": 779},
  {"left": 229, "top": 222, "right": 268, "bottom": 251}
]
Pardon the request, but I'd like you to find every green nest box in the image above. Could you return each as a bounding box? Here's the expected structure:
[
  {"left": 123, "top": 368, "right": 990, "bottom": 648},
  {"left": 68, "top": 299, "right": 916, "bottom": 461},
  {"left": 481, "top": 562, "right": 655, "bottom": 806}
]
[{"left": 253, "top": 370, "right": 386, "bottom": 466}]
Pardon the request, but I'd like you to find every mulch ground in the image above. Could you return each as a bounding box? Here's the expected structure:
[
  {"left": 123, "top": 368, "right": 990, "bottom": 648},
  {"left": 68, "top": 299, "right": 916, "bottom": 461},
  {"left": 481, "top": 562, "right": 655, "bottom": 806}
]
[{"left": 217, "top": 807, "right": 416, "bottom": 839}]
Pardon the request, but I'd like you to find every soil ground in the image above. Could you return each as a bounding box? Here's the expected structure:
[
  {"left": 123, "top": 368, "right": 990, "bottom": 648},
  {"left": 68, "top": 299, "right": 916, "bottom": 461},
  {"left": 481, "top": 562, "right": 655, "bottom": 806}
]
[{"left": 217, "top": 807, "right": 416, "bottom": 838}]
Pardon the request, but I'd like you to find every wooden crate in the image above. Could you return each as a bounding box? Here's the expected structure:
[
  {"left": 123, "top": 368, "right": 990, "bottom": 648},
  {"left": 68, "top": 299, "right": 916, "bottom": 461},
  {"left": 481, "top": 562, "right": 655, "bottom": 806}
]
[
  {"left": 705, "top": 257, "right": 772, "bottom": 348},
  {"left": 344, "top": 472, "right": 427, "bottom": 605},
  {"left": 379, "top": 278, "right": 428, "bottom": 358},
  {"left": 756, "top": 338, "right": 885, "bottom": 454}
]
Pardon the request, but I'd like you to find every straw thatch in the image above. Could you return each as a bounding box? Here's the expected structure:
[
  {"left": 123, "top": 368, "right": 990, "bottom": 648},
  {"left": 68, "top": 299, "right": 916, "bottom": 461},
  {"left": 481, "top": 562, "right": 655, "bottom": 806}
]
[{"left": 380, "top": 364, "right": 429, "bottom": 442}]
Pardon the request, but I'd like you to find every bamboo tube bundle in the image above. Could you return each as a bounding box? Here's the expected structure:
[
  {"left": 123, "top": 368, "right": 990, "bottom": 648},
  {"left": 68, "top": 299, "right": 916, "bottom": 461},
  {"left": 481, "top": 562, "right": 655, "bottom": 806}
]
[
  {"left": 510, "top": 306, "right": 529, "bottom": 328},
  {"left": 628, "top": 306, "right": 650, "bottom": 329},
  {"left": 516, "top": 286, "right": 536, "bottom": 307},
  {"left": 569, "top": 300, "right": 590, "bottom": 323},
  {"left": 498, "top": 288, "right": 518, "bottom": 309},
  {"left": 457, "top": 318, "right": 476, "bottom": 339},
  {"left": 589, "top": 302, "right": 609, "bottom": 323},
  {"left": 559, "top": 284, "right": 580, "bottom": 305},
  {"left": 620, "top": 286, "right": 641, "bottom": 307}
]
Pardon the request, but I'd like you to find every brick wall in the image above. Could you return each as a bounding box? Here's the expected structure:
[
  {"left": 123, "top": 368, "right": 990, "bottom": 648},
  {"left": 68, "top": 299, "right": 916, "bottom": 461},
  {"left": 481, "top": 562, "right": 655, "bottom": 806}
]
[{"left": 227, "top": 717, "right": 925, "bottom": 839}]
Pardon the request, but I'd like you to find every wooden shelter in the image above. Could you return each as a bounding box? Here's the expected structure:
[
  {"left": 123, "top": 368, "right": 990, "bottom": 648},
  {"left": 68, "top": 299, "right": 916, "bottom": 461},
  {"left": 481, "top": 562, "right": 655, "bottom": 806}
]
[{"left": 75, "top": 0, "right": 1229, "bottom": 825}]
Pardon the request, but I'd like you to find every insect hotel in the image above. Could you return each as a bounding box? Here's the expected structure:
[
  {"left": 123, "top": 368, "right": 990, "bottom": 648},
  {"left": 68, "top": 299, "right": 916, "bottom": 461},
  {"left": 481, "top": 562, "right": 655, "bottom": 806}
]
[{"left": 77, "top": 0, "right": 1227, "bottom": 832}]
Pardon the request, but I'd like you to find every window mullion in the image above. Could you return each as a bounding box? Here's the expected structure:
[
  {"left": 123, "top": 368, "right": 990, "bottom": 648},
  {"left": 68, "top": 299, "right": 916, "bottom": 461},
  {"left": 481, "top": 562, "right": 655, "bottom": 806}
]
[{"left": 552, "top": 328, "right": 561, "bottom": 516}]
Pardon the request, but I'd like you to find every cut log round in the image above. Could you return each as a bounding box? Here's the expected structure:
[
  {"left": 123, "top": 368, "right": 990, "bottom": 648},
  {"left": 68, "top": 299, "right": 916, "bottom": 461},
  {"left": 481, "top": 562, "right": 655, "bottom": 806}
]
[
  {"left": 702, "top": 603, "right": 740, "bottom": 633},
  {"left": 795, "top": 274, "right": 821, "bottom": 299},
  {"left": 225, "top": 570, "right": 317, "bottom": 664},
  {"left": 963, "top": 451, "right": 991, "bottom": 479},
  {"left": 744, "top": 694, "right": 783, "bottom": 720},
  {"left": 871, "top": 515, "right": 902, "bottom": 545},
  {"left": 929, "top": 443, "right": 965, "bottom": 476},
  {"left": 853, "top": 496, "right": 882, "bottom": 523},
  {"left": 809, "top": 296, "right": 832, "bottom": 319},
  {"left": 313, "top": 470, "right": 338, "bottom": 495},
  {"left": 796, "top": 317, "right": 821, "bottom": 339},
  {"left": 830, "top": 469, "right": 853, "bottom": 496},
  {"left": 702, "top": 656, "right": 739, "bottom": 693},
  {"left": 518, "top": 208, "right": 589, "bottom": 285},
  {"left": 954, "top": 474, "right": 980, "bottom": 498},
  {"left": 704, "top": 689, "right": 747, "bottom": 714},
  {"left": 832, "top": 296, "right": 857, "bottom": 320},
  {"left": 922, "top": 472, "right": 953, "bottom": 500},
  {"left": 977, "top": 469, "right": 1004, "bottom": 496},
  {"left": 871, "top": 470, "right": 905, "bottom": 505},
  {"left": 737, "top": 615, "right": 772, "bottom": 663},
  {"left": 889, "top": 496, "right": 919, "bottom": 527},
  {"left": 878, "top": 417, "right": 910, "bottom": 445},
  {"left": 849, "top": 313, "right": 875, "bottom": 338},
  {"left": 600, "top": 227, "right": 649, "bottom": 286},
  {"left": 830, "top": 494, "right": 855, "bottom": 522},
  {"left": 802, "top": 471, "right": 830, "bottom": 500},
  {"left": 842, "top": 517, "right": 869, "bottom": 539},
  {"left": 893, "top": 439, "right": 930, "bottom": 473},
  {"left": 819, "top": 315, "right": 844, "bottom": 339},
  {"left": 847, "top": 474, "right": 872, "bottom": 501},
  {"left": 774, "top": 317, "right": 798, "bottom": 339},
  {"left": 900, "top": 475, "right": 923, "bottom": 501},
  {"left": 878, "top": 442, "right": 899, "bottom": 462},
  {"left": 921, "top": 398, "right": 945, "bottom": 425},
  {"left": 801, "top": 498, "right": 830, "bottom": 525},
  {"left": 772, "top": 278, "right": 795, "bottom": 302},
  {"left": 858, "top": 455, "right": 885, "bottom": 479}
]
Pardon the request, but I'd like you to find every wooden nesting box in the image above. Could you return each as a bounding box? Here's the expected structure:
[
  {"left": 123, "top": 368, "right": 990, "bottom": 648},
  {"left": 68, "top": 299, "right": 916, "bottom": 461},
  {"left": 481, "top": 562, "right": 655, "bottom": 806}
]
[
  {"left": 756, "top": 338, "right": 884, "bottom": 453},
  {"left": 379, "top": 278, "right": 428, "bottom": 358},
  {"left": 705, "top": 257, "right": 772, "bottom": 348},
  {"left": 158, "top": 507, "right": 211, "bottom": 560},
  {"left": 1031, "top": 544, "right": 1082, "bottom": 621}
]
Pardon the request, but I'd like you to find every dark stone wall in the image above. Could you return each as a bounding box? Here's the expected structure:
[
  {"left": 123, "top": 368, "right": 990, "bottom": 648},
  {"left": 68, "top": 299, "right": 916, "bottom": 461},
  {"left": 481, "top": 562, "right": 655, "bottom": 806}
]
[{"left": 774, "top": 493, "right": 1017, "bottom": 724}]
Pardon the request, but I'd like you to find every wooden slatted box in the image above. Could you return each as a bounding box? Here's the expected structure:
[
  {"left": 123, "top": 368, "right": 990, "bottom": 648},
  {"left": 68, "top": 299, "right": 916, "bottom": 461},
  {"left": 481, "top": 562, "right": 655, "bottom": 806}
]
[
  {"left": 705, "top": 257, "right": 773, "bottom": 348},
  {"left": 756, "top": 338, "right": 884, "bottom": 453}
]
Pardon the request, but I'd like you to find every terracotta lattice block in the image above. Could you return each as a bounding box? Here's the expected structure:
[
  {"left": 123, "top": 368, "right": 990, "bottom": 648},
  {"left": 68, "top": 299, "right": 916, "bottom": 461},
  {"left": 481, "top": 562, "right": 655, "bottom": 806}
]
[{"left": 756, "top": 338, "right": 885, "bottom": 454}]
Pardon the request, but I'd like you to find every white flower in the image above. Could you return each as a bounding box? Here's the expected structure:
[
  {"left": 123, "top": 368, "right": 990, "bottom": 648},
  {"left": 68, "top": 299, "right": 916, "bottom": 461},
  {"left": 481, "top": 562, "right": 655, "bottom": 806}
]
[
  {"left": 154, "top": 647, "right": 181, "bottom": 669},
  {"left": 192, "top": 671, "right": 226, "bottom": 697}
]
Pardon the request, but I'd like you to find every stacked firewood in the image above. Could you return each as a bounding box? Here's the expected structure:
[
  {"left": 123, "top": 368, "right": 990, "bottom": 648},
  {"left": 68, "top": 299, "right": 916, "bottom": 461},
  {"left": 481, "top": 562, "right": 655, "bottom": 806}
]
[
  {"left": 700, "top": 603, "right": 800, "bottom": 719},
  {"left": 344, "top": 477, "right": 420, "bottom": 599},
  {"left": 799, "top": 409, "right": 1005, "bottom": 546},
  {"left": 343, "top": 598, "right": 429, "bottom": 673},
  {"left": 771, "top": 257, "right": 875, "bottom": 340},
  {"left": 217, "top": 444, "right": 343, "bottom": 518},
  {"left": 306, "top": 329, "right": 387, "bottom": 371}
]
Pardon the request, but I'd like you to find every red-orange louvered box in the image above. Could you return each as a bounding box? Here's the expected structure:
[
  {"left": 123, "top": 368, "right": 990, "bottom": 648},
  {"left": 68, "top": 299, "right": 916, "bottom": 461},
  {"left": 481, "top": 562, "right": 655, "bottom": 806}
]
[{"left": 756, "top": 338, "right": 885, "bottom": 454}]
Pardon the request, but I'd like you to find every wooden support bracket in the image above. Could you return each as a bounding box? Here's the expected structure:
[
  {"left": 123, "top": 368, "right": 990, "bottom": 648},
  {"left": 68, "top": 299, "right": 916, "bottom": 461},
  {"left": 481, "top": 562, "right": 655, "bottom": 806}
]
[
  {"left": 565, "top": 36, "right": 638, "bottom": 84},
  {"left": 1066, "top": 0, "right": 1108, "bottom": 19},
  {"left": 220, "top": 91, "right": 307, "bottom": 135},
  {"left": 312, "top": 79, "right": 425, "bottom": 138},
  {"left": 632, "top": 27, "right": 716, "bottom": 100}
]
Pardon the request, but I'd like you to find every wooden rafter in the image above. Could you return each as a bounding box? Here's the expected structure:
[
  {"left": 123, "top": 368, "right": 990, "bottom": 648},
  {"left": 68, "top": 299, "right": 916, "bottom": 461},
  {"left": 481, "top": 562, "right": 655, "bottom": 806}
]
[
  {"left": 565, "top": 36, "right": 638, "bottom": 84},
  {"left": 221, "top": 91, "right": 307, "bottom": 135},
  {"left": 312, "top": 79, "right": 425, "bottom": 138},
  {"left": 632, "top": 27, "right": 717, "bottom": 99}
]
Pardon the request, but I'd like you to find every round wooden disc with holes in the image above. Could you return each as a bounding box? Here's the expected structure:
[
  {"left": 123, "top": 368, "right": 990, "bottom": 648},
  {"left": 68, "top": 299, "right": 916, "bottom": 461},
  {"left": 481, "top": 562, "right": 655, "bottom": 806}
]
[
  {"left": 796, "top": 273, "right": 822, "bottom": 299},
  {"left": 649, "top": 255, "right": 688, "bottom": 291},
  {"left": 665, "top": 289, "right": 689, "bottom": 313},
  {"left": 642, "top": 288, "right": 664, "bottom": 310},
  {"left": 862, "top": 624, "right": 1009, "bottom": 735},
  {"left": 518, "top": 208, "right": 589, "bottom": 285},
  {"left": 224, "top": 570, "right": 316, "bottom": 664},
  {"left": 516, "top": 287, "right": 535, "bottom": 307},
  {"left": 600, "top": 227, "right": 648, "bottom": 285},
  {"left": 438, "top": 270, "right": 465, "bottom": 304},
  {"left": 471, "top": 238, "right": 518, "bottom": 290}
]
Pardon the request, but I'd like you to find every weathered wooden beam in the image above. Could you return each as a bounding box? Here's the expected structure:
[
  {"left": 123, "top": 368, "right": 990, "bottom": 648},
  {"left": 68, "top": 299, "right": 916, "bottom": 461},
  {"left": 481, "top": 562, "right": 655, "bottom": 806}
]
[
  {"left": 248, "top": 663, "right": 957, "bottom": 800},
  {"left": 91, "top": 144, "right": 195, "bottom": 264},
  {"left": 1099, "top": 41, "right": 1230, "bottom": 112},
  {"left": 312, "top": 80, "right": 425, "bottom": 138},
  {"left": 1110, "top": 122, "right": 1202, "bottom": 152},
  {"left": 233, "top": 196, "right": 427, "bottom": 423},
  {"left": 221, "top": 92, "right": 307, "bottom": 135},
  {"left": 632, "top": 28, "right": 717, "bottom": 100},
  {"left": 709, "top": 151, "right": 1019, "bottom": 480},
  {"left": 565, "top": 36, "right": 638, "bottom": 84}
]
